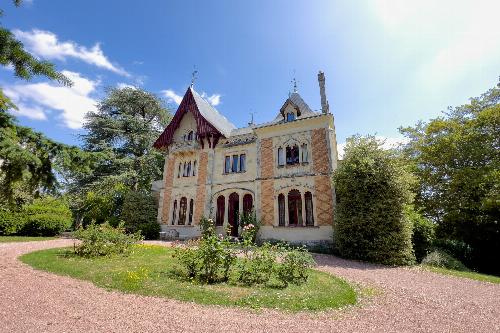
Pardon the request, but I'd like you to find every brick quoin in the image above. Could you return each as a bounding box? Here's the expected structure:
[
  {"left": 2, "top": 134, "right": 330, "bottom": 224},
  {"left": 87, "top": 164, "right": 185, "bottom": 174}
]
[
  {"left": 312, "top": 128, "right": 330, "bottom": 174},
  {"left": 193, "top": 152, "right": 208, "bottom": 224},
  {"left": 261, "top": 180, "right": 275, "bottom": 226},
  {"left": 259, "top": 138, "right": 275, "bottom": 226},
  {"left": 260, "top": 138, "right": 274, "bottom": 179},
  {"left": 161, "top": 156, "right": 176, "bottom": 224},
  {"left": 314, "top": 175, "right": 334, "bottom": 226}
]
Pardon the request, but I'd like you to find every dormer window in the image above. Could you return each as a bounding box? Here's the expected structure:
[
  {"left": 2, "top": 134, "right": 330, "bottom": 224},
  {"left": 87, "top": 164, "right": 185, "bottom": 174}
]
[
  {"left": 286, "top": 112, "right": 296, "bottom": 122},
  {"left": 187, "top": 131, "right": 194, "bottom": 141}
]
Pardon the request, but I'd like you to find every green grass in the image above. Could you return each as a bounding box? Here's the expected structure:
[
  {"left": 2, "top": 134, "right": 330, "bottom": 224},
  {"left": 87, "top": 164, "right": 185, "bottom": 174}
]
[
  {"left": 0, "top": 236, "right": 56, "bottom": 243},
  {"left": 423, "top": 265, "right": 500, "bottom": 284},
  {"left": 20, "top": 244, "right": 357, "bottom": 312}
]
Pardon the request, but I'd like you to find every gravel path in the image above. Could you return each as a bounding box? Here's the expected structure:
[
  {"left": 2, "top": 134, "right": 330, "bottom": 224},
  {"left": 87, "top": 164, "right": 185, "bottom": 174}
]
[{"left": 1, "top": 239, "right": 499, "bottom": 333}]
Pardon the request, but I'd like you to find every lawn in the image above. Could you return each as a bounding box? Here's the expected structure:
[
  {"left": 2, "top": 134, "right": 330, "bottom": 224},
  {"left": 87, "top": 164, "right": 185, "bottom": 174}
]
[
  {"left": 21, "top": 244, "right": 357, "bottom": 312},
  {"left": 0, "top": 236, "right": 56, "bottom": 243},
  {"left": 423, "top": 265, "right": 500, "bottom": 284}
]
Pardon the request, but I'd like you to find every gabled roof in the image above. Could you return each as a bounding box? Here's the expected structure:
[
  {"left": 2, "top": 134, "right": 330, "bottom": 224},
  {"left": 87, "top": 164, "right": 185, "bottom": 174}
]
[
  {"left": 154, "top": 87, "right": 236, "bottom": 149},
  {"left": 190, "top": 88, "right": 236, "bottom": 137}
]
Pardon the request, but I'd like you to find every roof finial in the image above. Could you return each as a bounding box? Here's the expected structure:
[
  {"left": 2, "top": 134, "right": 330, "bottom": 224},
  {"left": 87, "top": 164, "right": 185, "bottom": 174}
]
[
  {"left": 191, "top": 66, "right": 198, "bottom": 87},
  {"left": 291, "top": 69, "right": 298, "bottom": 93},
  {"left": 248, "top": 110, "right": 256, "bottom": 126}
]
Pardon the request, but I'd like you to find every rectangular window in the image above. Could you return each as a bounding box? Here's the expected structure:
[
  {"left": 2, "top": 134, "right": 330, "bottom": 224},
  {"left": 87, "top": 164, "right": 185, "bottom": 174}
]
[
  {"left": 232, "top": 155, "right": 239, "bottom": 173},
  {"left": 224, "top": 156, "right": 231, "bottom": 173},
  {"left": 301, "top": 144, "right": 308, "bottom": 163},
  {"left": 239, "top": 154, "right": 246, "bottom": 172},
  {"left": 192, "top": 161, "right": 197, "bottom": 176},
  {"left": 278, "top": 148, "right": 284, "bottom": 166}
]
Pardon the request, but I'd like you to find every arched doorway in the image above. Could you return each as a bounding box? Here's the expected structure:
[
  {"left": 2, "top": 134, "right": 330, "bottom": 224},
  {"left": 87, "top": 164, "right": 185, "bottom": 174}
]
[
  {"left": 243, "top": 194, "right": 253, "bottom": 214},
  {"left": 288, "top": 190, "right": 302, "bottom": 226},
  {"left": 228, "top": 192, "right": 239, "bottom": 237}
]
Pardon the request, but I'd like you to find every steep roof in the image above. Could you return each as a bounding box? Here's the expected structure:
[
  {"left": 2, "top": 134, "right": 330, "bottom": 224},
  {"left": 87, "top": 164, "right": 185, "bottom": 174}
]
[
  {"left": 153, "top": 87, "right": 236, "bottom": 149},
  {"left": 190, "top": 88, "right": 236, "bottom": 137}
]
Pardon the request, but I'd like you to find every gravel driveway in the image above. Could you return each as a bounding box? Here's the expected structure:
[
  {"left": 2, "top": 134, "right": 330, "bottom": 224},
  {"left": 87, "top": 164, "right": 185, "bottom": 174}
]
[{"left": 0, "top": 239, "right": 498, "bottom": 333}]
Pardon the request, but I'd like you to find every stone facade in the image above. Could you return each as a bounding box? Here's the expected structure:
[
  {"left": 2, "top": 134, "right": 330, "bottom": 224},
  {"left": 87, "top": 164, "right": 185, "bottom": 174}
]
[{"left": 154, "top": 73, "right": 338, "bottom": 244}]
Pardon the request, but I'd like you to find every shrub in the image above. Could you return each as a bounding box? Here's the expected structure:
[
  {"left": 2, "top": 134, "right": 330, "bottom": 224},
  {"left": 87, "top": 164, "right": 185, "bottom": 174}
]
[
  {"left": 422, "top": 250, "right": 469, "bottom": 271},
  {"left": 121, "top": 191, "right": 159, "bottom": 239},
  {"left": 406, "top": 207, "right": 435, "bottom": 262},
  {"left": 234, "top": 243, "right": 277, "bottom": 286},
  {"left": 199, "top": 216, "right": 216, "bottom": 239},
  {"left": 239, "top": 210, "right": 260, "bottom": 243},
  {"left": 74, "top": 222, "right": 143, "bottom": 257},
  {"left": 174, "top": 235, "right": 236, "bottom": 283},
  {"left": 20, "top": 197, "right": 72, "bottom": 236},
  {"left": 275, "top": 246, "right": 315, "bottom": 287},
  {"left": 433, "top": 238, "right": 473, "bottom": 267},
  {"left": 333, "top": 136, "right": 415, "bottom": 265},
  {"left": 0, "top": 210, "right": 25, "bottom": 235}
]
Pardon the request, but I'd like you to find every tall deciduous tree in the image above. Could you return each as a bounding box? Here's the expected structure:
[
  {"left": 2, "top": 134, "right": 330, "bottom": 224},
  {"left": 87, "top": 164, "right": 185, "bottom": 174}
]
[
  {"left": 79, "top": 87, "right": 171, "bottom": 192},
  {"left": 400, "top": 82, "right": 500, "bottom": 274},
  {"left": 333, "top": 136, "right": 416, "bottom": 265}
]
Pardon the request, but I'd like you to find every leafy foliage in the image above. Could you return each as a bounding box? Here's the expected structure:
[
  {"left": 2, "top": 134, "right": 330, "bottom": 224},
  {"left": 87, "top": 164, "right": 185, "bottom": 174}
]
[
  {"left": 78, "top": 87, "right": 171, "bottom": 193},
  {"left": 422, "top": 250, "right": 469, "bottom": 271},
  {"left": 239, "top": 210, "right": 260, "bottom": 244},
  {"left": 275, "top": 246, "right": 315, "bottom": 287},
  {"left": 407, "top": 206, "right": 435, "bottom": 262},
  {"left": 333, "top": 136, "right": 415, "bottom": 265},
  {"left": 19, "top": 197, "right": 72, "bottom": 236},
  {"left": 74, "top": 222, "right": 142, "bottom": 257},
  {"left": 400, "top": 82, "right": 500, "bottom": 274},
  {"left": 235, "top": 243, "right": 277, "bottom": 285},
  {"left": 0, "top": 209, "right": 25, "bottom": 235},
  {"left": 121, "top": 191, "right": 160, "bottom": 239}
]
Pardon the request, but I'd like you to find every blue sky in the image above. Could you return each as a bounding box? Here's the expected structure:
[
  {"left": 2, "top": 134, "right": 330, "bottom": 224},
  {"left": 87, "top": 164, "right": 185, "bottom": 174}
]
[{"left": 2, "top": 0, "right": 499, "bottom": 153}]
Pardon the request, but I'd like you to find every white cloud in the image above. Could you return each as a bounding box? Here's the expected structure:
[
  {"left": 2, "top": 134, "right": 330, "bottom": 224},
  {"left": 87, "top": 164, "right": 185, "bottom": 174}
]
[
  {"left": 201, "top": 92, "right": 221, "bottom": 106},
  {"left": 161, "top": 89, "right": 222, "bottom": 107},
  {"left": 162, "top": 89, "right": 183, "bottom": 105},
  {"left": 372, "top": 0, "right": 500, "bottom": 90},
  {"left": 117, "top": 82, "right": 136, "bottom": 89},
  {"left": 14, "top": 29, "right": 130, "bottom": 77},
  {"left": 5, "top": 71, "right": 98, "bottom": 129},
  {"left": 337, "top": 136, "right": 409, "bottom": 159},
  {"left": 9, "top": 103, "right": 47, "bottom": 121}
]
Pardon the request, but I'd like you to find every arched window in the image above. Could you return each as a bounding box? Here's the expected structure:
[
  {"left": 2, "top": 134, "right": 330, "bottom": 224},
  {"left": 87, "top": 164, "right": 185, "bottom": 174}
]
[
  {"left": 288, "top": 189, "right": 302, "bottom": 225},
  {"left": 286, "top": 145, "right": 300, "bottom": 165},
  {"left": 178, "top": 163, "right": 181, "bottom": 178},
  {"left": 301, "top": 143, "right": 308, "bottom": 163},
  {"left": 183, "top": 162, "right": 187, "bottom": 177},
  {"left": 243, "top": 194, "right": 253, "bottom": 214},
  {"left": 188, "top": 199, "right": 194, "bottom": 225},
  {"left": 228, "top": 192, "right": 239, "bottom": 237},
  {"left": 187, "top": 162, "right": 191, "bottom": 177},
  {"left": 277, "top": 147, "right": 284, "bottom": 166},
  {"left": 278, "top": 194, "right": 285, "bottom": 226},
  {"left": 216, "top": 195, "right": 225, "bottom": 226},
  {"left": 305, "top": 191, "right": 314, "bottom": 226},
  {"left": 178, "top": 197, "right": 187, "bottom": 225},
  {"left": 172, "top": 200, "right": 177, "bottom": 225},
  {"left": 192, "top": 160, "right": 197, "bottom": 176}
]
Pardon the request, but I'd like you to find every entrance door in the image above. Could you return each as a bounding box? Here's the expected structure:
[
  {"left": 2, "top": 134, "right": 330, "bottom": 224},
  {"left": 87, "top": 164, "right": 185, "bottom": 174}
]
[
  {"left": 288, "top": 190, "right": 302, "bottom": 226},
  {"left": 228, "top": 192, "right": 239, "bottom": 237}
]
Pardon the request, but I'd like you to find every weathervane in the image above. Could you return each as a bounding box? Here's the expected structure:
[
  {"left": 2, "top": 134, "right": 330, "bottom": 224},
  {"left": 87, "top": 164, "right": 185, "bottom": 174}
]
[
  {"left": 191, "top": 66, "right": 198, "bottom": 87},
  {"left": 291, "top": 70, "right": 298, "bottom": 93}
]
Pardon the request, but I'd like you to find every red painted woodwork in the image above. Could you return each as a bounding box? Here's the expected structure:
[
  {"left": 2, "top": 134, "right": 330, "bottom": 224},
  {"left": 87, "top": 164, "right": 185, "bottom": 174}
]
[
  {"left": 228, "top": 192, "right": 239, "bottom": 237},
  {"left": 153, "top": 88, "right": 223, "bottom": 149}
]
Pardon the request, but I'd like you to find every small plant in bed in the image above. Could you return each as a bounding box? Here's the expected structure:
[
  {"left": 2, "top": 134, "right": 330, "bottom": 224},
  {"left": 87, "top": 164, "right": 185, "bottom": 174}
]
[{"left": 21, "top": 218, "right": 356, "bottom": 312}]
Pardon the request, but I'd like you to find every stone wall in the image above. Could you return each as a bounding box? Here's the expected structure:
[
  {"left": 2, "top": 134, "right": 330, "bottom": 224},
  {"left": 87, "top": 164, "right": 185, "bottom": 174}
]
[
  {"left": 314, "top": 175, "right": 334, "bottom": 226},
  {"left": 260, "top": 179, "right": 275, "bottom": 226}
]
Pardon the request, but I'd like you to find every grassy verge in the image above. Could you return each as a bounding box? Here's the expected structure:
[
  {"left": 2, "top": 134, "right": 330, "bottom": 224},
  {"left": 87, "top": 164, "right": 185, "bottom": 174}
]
[
  {"left": 21, "top": 244, "right": 357, "bottom": 312},
  {"left": 423, "top": 265, "right": 500, "bottom": 284},
  {"left": 0, "top": 236, "right": 56, "bottom": 243}
]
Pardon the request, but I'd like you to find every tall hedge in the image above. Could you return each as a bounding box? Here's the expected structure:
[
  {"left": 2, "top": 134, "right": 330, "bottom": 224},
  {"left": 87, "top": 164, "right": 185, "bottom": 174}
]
[
  {"left": 20, "top": 197, "right": 72, "bottom": 236},
  {"left": 333, "top": 136, "right": 415, "bottom": 265},
  {"left": 121, "top": 191, "right": 160, "bottom": 239}
]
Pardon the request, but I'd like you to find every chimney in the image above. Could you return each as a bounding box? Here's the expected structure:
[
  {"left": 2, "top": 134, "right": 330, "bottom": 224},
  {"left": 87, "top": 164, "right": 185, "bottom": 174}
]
[{"left": 318, "top": 71, "right": 330, "bottom": 114}]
